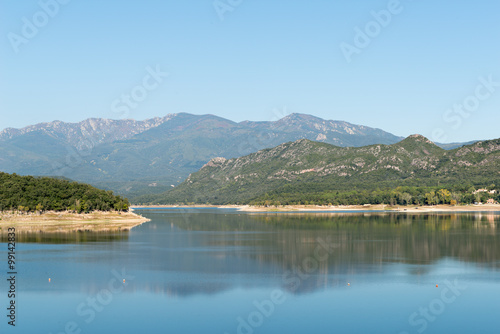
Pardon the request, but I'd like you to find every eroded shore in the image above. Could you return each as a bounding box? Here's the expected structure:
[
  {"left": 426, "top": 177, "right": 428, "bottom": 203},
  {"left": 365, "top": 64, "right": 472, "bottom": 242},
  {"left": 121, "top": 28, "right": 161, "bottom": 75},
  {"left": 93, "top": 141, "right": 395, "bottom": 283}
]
[
  {"left": 132, "top": 204, "right": 500, "bottom": 213},
  {"left": 0, "top": 211, "right": 150, "bottom": 233}
]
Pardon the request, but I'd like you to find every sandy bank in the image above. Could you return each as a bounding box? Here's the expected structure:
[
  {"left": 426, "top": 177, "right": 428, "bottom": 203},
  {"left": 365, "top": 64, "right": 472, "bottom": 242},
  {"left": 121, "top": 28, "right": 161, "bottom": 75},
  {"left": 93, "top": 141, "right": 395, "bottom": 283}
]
[
  {"left": 133, "top": 204, "right": 500, "bottom": 213},
  {"left": 0, "top": 211, "right": 150, "bottom": 233}
]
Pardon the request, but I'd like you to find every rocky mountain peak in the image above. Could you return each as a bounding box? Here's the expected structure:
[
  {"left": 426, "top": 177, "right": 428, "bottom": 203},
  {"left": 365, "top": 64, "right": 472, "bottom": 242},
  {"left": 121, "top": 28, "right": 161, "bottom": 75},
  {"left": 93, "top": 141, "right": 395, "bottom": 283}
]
[{"left": 0, "top": 114, "right": 179, "bottom": 150}]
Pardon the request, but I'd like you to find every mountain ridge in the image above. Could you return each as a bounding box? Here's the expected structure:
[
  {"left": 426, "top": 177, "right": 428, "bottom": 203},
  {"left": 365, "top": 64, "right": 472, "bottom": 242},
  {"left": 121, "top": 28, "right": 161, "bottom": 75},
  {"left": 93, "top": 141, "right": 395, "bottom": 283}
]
[
  {"left": 143, "top": 134, "right": 500, "bottom": 205},
  {"left": 0, "top": 115, "right": 176, "bottom": 150},
  {"left": 0, "top": 113, "right": 482, "bottom": 200}
]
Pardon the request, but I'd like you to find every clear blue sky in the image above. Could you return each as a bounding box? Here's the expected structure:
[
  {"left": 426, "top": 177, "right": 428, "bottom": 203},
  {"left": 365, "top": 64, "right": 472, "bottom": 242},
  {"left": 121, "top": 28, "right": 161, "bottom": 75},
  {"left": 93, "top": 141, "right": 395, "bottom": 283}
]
[{"left": 1, "top": 0, "right": 499, "bottom": 143}]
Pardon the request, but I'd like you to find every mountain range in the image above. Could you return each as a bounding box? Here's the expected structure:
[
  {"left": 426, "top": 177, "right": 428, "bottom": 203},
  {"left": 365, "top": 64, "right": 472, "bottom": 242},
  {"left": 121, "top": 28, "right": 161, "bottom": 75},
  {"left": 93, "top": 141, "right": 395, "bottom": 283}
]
[
  {"left": 0, "top": 113, "right": 476, "bottom": 201},
  {"left": 144, "top": 135, "right": 500, "bottom": 205}
]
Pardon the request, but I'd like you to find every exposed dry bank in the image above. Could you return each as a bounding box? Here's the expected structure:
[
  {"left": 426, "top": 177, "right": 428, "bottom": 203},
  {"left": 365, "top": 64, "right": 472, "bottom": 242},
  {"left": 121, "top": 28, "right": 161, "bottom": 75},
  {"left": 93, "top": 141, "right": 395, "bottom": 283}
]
[
  {"left": 133, "top": 204, "right": 500, "bottom": 213},
  {"left": 229, "top": 204, "right": 500, "bottom": 212},
  {"left": 0, "top": 211, "right": 150, "bottom": 233}
]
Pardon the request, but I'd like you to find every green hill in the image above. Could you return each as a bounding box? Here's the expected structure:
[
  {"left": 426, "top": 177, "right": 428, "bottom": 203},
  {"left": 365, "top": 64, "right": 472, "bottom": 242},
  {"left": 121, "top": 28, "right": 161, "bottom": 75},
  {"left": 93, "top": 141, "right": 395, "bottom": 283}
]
[
  {"left": 0, "top": 172, "right": 129, "bottom": 213},
  {"left": 139, "top": 135, "right": 500, "bottom": 205}
]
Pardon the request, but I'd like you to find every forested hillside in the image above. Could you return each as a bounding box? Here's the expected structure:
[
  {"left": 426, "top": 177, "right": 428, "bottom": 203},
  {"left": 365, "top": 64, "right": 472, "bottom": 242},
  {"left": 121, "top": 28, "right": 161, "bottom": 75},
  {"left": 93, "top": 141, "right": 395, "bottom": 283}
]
[
  {"left": 140, "top": 135, "right": 500, "bottom": 205},
  {"left": 0, "top": 172, "right": 129, "bottom": 213}
]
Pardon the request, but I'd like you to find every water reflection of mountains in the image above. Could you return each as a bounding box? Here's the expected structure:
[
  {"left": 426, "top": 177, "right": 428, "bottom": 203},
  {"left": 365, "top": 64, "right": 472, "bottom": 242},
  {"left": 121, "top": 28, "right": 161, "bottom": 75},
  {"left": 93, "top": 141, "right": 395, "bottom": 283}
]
[
  {"left": 136, "top": 211, "right": 500, "bottom": 296},
  {"left": 14, "top": 211, "right": 500, "bottom": 297},
  {"left": 167, "top": 212, "right": 500, "bottom": 266}
]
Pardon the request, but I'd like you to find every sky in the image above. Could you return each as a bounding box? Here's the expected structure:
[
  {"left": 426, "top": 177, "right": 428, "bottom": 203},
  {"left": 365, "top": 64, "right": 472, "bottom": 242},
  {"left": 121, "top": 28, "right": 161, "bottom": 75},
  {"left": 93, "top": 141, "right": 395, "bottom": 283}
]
[{"left": 0, "top": 0, "right": 499, "bottom": 143}]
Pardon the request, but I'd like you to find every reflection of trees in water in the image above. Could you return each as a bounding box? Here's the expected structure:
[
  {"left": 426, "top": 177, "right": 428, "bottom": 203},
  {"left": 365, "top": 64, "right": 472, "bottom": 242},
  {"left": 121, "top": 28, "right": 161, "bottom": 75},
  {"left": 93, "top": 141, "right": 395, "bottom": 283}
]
[
  {"left": 268, "top": 213, "right": 499, "bottom": 268},
  {"left": 167, "top": 211, "right": 500, "bottom": 269},
  {"left": 0, "top": 231, "right": 130, "bottom": 244}
]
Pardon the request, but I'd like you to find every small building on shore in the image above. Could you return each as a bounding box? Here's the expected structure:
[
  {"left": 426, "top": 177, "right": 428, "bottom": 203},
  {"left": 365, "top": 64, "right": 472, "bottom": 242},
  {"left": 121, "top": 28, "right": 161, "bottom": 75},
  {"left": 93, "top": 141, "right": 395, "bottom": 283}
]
[{"left": 473, "top": 189, "right": 497, "bottom": 195}]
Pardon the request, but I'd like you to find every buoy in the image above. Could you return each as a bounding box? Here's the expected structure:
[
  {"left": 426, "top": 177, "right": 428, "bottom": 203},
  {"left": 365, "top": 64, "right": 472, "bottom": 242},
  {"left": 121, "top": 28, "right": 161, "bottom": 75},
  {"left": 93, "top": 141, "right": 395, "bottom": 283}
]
[
  {"left": 48, "top": 278, "right": 51, "bottom": 282},
  {"left": 123, "top": 279, "right": 126, "bottom": 283},
  {"left": 436, "top": 284, "right": 438, "bottom": 288},
  {"left": 347, "top": 283, "right": 350, "bottom": 286}
]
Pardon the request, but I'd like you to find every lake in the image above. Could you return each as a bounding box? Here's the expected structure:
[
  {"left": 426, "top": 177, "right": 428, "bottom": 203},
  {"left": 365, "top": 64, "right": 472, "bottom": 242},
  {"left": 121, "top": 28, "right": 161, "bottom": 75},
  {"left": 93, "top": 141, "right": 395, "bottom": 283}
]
[{"left": 1, "top": 208, "right": 500, "bottom": 334}]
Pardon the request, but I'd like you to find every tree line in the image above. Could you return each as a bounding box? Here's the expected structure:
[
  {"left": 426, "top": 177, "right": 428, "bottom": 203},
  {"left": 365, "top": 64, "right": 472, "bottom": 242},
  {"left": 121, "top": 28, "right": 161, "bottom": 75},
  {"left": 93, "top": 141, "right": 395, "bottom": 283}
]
[{"left": 250, "top": 184, "right": 499, "bottom": 207}]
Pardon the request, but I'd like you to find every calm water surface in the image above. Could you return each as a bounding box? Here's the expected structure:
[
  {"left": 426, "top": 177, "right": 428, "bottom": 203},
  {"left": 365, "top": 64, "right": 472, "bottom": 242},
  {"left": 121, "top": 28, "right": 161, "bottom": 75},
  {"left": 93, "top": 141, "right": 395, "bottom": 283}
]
[{"left": 1, "top": 209, "right": 500, "bottom": 333}]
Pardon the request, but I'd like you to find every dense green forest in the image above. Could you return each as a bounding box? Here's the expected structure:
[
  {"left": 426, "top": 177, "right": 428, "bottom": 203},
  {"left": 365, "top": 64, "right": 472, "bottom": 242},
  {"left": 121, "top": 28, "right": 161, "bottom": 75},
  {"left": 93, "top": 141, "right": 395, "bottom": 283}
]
[{"left": 0, "top": 172, "right": 129, "bottom": 213}]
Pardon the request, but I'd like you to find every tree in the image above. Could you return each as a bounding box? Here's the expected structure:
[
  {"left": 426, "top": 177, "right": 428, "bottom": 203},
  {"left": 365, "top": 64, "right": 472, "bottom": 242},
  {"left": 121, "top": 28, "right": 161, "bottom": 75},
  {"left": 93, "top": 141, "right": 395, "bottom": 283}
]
[
  {"left": 401, "top": 193, "right": 412, "bottom": 205},
  {"left": 451, "top": 192, "right": 461, "bottom": 204},
  {"left": 437, "top": 189, "right": 451, "bottom": 204},
  {"left": 425, "top": 191, "right": 437, "bottom": 205},
  {"left": 36, "top": 203, "right": 43, "bottom": 213}
]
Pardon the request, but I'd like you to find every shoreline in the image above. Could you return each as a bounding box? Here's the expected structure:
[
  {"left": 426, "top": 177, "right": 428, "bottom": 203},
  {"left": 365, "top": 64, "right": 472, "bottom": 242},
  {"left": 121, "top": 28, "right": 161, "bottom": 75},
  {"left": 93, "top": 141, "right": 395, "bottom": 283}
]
[
  {"left": 0, "top": 210, "right": 150, "bottom": 233},
  {"left": 132, "top": 204, "right": 500, "bottom": 213}
]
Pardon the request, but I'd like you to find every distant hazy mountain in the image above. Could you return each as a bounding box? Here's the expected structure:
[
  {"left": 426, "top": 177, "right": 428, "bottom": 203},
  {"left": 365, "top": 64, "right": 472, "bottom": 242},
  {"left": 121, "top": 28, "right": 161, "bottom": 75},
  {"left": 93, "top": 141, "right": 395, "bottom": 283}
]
[
  {"left": 145, "top": 135, "right": 500, "bottom": 204},
  {"left": 0, "top": 113, "right": 474, "bottom": 200},
  {"left": 0, "top": 116, "right": 173, "bottom": 192},
  {"left": 0, "top": 116, "right": 171, "bottom": 149}
]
